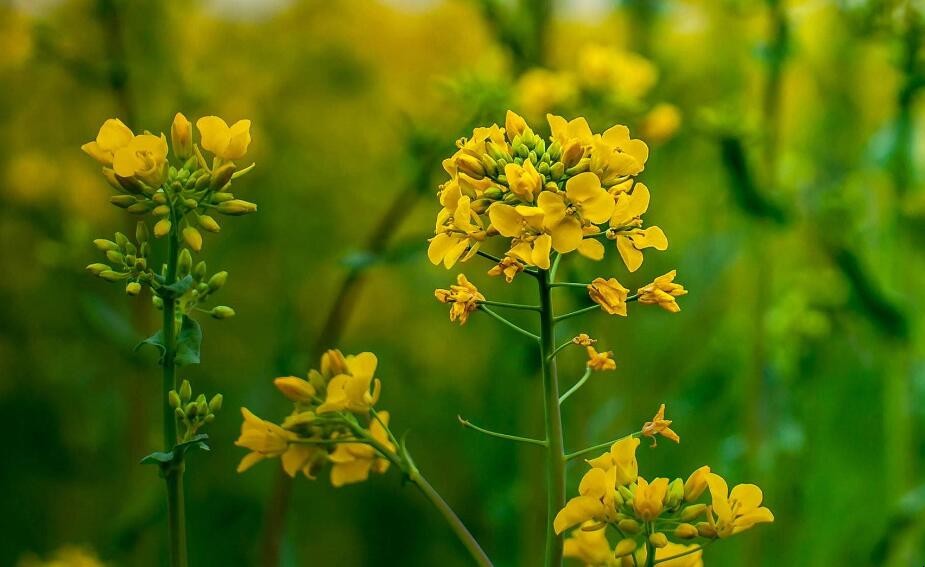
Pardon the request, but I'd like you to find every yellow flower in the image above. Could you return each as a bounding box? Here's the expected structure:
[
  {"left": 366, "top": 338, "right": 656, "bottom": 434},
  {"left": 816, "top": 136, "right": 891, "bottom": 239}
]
[
  {"left": 434, "top": 274, "right": 484, "bottom": 325},
  {"left": 633, "top": 477, "right": 670, "bottom": 521},
  {"left": 637, "top": 270, "right": 687, "bottom": 313},
  {"left": 112, "top": 134, "right": 169, "bottom": 186},
  {"left": 562, "top": 524, "right": 615, "bottom": 566},
  {"left": 81, "top": 118, "right": 134, "bottom": 166},
  {"left": 705, "top": 473, "right": 774, "bottom": 537},
  {"left": 586, "top": 436, "right": 639, "bottom": 486},
  {"left": 586, "top": 346, "right": 616, "bottom": 371},
  {"left": 329, "top": 411, "right": 395, "bottom": 487},
  {"left": 572, "top": 333, "right": 596, "bottom": 346},
  {"left": 641, "top": 403, "right": 680, "bottom": 446},
  {"left": 587, "top": 277, "right": 628, "bottom": 316},
  {"left": 316, "top": 352, "right": 382, "bottom": 414},
  {"left": 635, "top": 542, "right": 704, "bottom": 567},
  {"left": 428, "top": 183, "right": 485, "bottom": 268},
  {"left": 516, "top": 69, "right": 575, "bottom": 118},
  {"left": 684, "top": 465, "right": 711, "bottom": 501},
  {"left": 171, "top": 112, "right": 193, "bottom": 159},
  {"left": 641, "top": 103, "right": 682, "bottom": 144},
  {"left": 554, "top": 466, "right": 614, "bottom": 534},
  {"left": 274, "top": 376, "right": 316, "bottom": 403},
  {"left": 589, "top": 125, "right": 649, "bottom": 185},
  {"left": 235, "top": 407, "right": 296, "bottom": 472},
  {"left": 505, "top": 109, "right": 533, "bottom": 139},
  {"left": 562, "top": 172, "right": 616, "bottom": 225},
  {"left": 504, "top": 159, "right": 542, "bottom": 202},
  {"left": 487, "top": 204, "right": 552, "bottom": 269},
  {"left": 547, "top": 113, "right": 592, "bottom": 167},
  {"left": 609, "top": 183, "right": 667, "bottom": 272},
  {"left": 487, "top": 255, "right": 525, "bottom": 283},
  {"left": 196, "top": 116, "right": 252, "bottom": 160}
]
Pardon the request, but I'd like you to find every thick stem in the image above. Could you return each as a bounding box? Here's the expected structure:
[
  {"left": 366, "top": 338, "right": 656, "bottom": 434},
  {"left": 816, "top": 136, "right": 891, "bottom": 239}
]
[
  {"left": 161, "top": 213, "right": 188, "bottom": 567},
  {"left": 538, "top": 269, "right": 566, "bottom": 567},
  {"left": 409, "top": 471, "right": 493, "bottom": 567}
]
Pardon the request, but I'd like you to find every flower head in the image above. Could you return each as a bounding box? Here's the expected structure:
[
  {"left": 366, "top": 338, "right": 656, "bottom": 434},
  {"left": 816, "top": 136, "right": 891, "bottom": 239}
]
[
  {"left": 196, "top": 116, "right": 252, "bottom": 160},
  {"left": 316, "top": 352, "right": 381, "bottom": 414},
  {"left": 641, "top": 403, "right": 680, "bottom": 446},
  {"left": 637, "top": 270, "right": 687, "bottom": 313},
  {"left": 434, "top": 274, "right": 484, "bottom": 325},
  {"left": 235, "top": 407, "right": 296, "bottom": 472},
  {"left": 705, "top": 473, "right": 774, "bottom": 537},
  {"left": 112, "top": 134, "right": 169, "bottom": 186},
  {"left": 609, "top": 183, "right": 667, "bottom": 272},
  {"left": 586, "top": 346, "right": 616, "bottom": 371},
  {"left": 81, "top": 118, "right": 134, "bottom": 166},
  {"left": 633, "top": 477, "right": 670, "bottom": 521},
  {"left": 329, "top": 411, "right": 395, "bottom": 487},
  {"left": 588, "top": 277, "right": 628, "bottom": 316}
]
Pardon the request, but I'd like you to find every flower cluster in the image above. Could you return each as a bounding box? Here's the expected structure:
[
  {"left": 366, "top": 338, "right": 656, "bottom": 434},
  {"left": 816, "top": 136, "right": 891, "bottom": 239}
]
[
  {"left": 82, "top": 114, "right": 256, "bottom": 253},
  {"left": 169, "top": 379, "right": 223, "bottom": 443},
  {"left": 555, "top": 429, "right": 773, "bottom": 566},
  {"left": 428, "top": 111, "right": 667, "bottom": 277},
  {"left": 236, "top": 350, "right": 402, "bottom": 487}
]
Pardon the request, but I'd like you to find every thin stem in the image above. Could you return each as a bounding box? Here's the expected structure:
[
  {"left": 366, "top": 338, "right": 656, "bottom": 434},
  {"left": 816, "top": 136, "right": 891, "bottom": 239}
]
[
  {"left": 458, "top": 416, "right": 547, "bottom": 447},
  {"left": 409, "top": 471, "right": 494, "bottom": 567},
  {"left": 558, "top": 368, "right": 592, "bottom": 405},
  {"left": 645, "top": 531, "right": 655, "bottom": 567},
  {"left": 553, "top": 304, "right": 599, "bottom": 324},
  {"left": 547, "top": 338, "right": 576, "bottom": 361},
  {"left": 160, "top": 209, "right": 188, "bottom": 567},
  {"left": 549, "top": 253, "right": 562, "bottom": 282},
  {"left": 564, "top": 432, "right": 642, "bottom": 462},
  {"left": 538, "top": 269, "right": 566, "bottom": 567},
  {"left": 549, "top": 282, "right": 588, "bottom": 288},
  {"left": 479, "top": 306, "right": 540, "bottom": 341},
  {"left": 478, "top": 300, "right": 541, "bottom": 312},
  {"left": 475, "top": 249, "right": 503, "bottom": 264}
]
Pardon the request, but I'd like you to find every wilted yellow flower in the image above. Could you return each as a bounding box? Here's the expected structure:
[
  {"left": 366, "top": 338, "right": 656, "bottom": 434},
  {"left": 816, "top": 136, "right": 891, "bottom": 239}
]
[
  {"left": 112, "top": 134, "right": 169, "bottom": 186},
  {"left": 274, "top": 376, "right": 316, "bottom": 403},
  {"left": 705, "top": 473, "right": 774, "bottom": 537},
  {"left": 633, "top": 476, "right": 669, "bottom": 521},
  {"left": 316, "top": 352, "right": 381, "bottom": 414},
  {"left": 235, "top": 407, "right": 296, "bottom": 472},
  {"left": 587, "top": 277, "right": 628, "bottom": 316},
  {"left": 586, "top": 346, "right": 616, "bottom": 371},
  {"left": 196, "top": 116, "right": 252, "bottom": 160},
  {"left": 329, "top": 411, "right": 395, "bottom": 487},
  {"left": 637, "top": 270, "right": 687, "bottom": 312},
  {"left": 434, "top": 274, "right": 484, "bottom": 325},
  {"left": 641, "top": 103, "right": 682, "bottom": 144},
  {"left": 609, "top": 183, "right": 667, "bottom": 272},
  {"left": 572, "top": 333, "right": 596, "bottom": 346},
  {"left": 641, "top": 403, "right": 680, "bottom": 446},
  {"left": 487, "top": 255, "right": 525, "bottom": 283},
  {"left": 81, "top": 118, "right": 134, "bottom": 166}
]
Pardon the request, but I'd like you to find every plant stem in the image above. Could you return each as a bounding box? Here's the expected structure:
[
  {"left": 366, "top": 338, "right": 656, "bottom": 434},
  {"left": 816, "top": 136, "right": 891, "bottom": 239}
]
[
  {"left": 537, "top": 269, "right": 566, "bottom": 567},
  {"left": 479, "top": 306, "right": 540, "bottom": 341},
  {"left": 409, "top": 471, "right": 494, "bottom": 567},
  {"left": 558, "top": 368, "right": 592, "bottom": 405},
  {"left": 458, "top": 416, "right": 547, "bottom": 447},
  {"left": 161, "top": 211, "right": 188, "bottom": 567}
]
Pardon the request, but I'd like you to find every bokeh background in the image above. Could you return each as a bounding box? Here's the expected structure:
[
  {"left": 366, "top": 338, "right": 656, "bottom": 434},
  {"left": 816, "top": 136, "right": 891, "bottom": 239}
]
[{"left": 2, "top": 0, "right": 925, "bottom": 565}]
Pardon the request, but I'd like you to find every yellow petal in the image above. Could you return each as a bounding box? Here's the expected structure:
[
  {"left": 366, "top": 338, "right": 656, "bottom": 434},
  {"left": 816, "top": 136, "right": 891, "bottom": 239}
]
[
  {"left": 565, "top": 172, "right": 602, "bottom": 202},
  {"left": 550, "top": 218, "right": 582, "bottom": 253},
  {"left": 488, "top": 204, "right": 523, "bottom": 237},
  {"left": 537, "top": 191, "right": 566, "bottom": 225},
  {"left": 427, "top": 233, "right": 456, "bottom": 265},
  {"left": 532, "top": 234, "right": 552, "bottom": 269},
  {"left": 196, "top": 116, "right": 231, "bottom": 157},
  {"left": 281, "top": 445, "right": 314, "bottom": 478},
  {"left": 553, "top": 495, "right": 603, "bottom": 534},
  {"left": 330, "top": 459, "right": 373, "bottom": 487},
  {"left": 96, "top": 118, "right": 134, "bottom": 151},
  {"left": 730, "top": 484, "right": 764, "bottom": 510},
  {"left": 224, "top": 119, "right": 252, "bottom": 160},
  {"left": 577, "top": 238, "right": 605, "bottom": 260},
  {"left": 236, "top": 452, "right": 265, "bottom": 473},
  {"left": 617, "top": 236, "right": 643, "bottom": 272}
]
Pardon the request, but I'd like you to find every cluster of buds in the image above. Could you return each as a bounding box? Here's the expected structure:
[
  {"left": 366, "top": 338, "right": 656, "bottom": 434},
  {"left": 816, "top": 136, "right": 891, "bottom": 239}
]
[
  {"left": 429, "top": 111, "right": 667, "bottom": 279},
  {"left": 236, "top": 350, "right": 407, "bottom": 487},
  {"left": 168, "top": 379, "right": 223, "bottom": 442},
  {"left": 555, "top": 428, "right": 773, "bottom": 566},
  {"left": 82, "top": 114, "right": 256, "bottom": 254},
  {"left": 150, "top": 254, "right": 235, "bottom": 320},
  {"left": 86, "top": 222, "right": 151, "bottom": 295}
]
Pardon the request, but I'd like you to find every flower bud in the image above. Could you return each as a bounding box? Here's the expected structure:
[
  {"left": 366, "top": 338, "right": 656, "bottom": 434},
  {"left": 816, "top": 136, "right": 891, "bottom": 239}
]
[
  {"left": 274, "top": 376, "right": 316, "bottom": 402},
  {"left": 207, "top": 271, "right": 227, "bottom": 292},
  {"left": 197, "top": 399, "right": 209, "bottom": 416},
  {"left": 613, "top": 538, "right": 636, "bottom": 558},
  {"left": 565, "top": 156, "right": 591, "bottom": 175},
  {"left": 93, "top": 239, "right": 119, "bottom": 252},
  {"left": 198, "top": 215, "right": 221, "bottom": 233},
  {"left": 178, "top": 249, "right": 192, "bottom": 277},
  {"left": 105, "top": 250, "right": 124, "bottom": 264},
  {"left": 665, "top": 478, "right": 684, "bottom": 509},
  {"left": 696, "top": 522, "right": 718, "bottom": 539},
  {"left": 193, "top": 261, "right": 208, "bottom": 281},
  {"left": 179, "top": 380, "right": 192, "bottom": 403},
  {"left": 86, "top": 263, "right": 110, "bottom": 275},
  {"left": 649, "top": 532, "right": 668, "bottom": 548},
  {"left": 154, "top": 219, "right": 172, "bottom": 238},
  {"left": 125, "top": 282, "right": 142, "bottom": 296},
  {"left": 171, "top": 113, "right": 193, "bottom": 160},
  {"left": 211, "top": 192, "right": 234, "bottom": 203},
  {"left": 216, "top": 199, "right": 257, "bottom": 216},
  {"left": 182, "top": 226, "right": 203, "bottom": 252},
  {"left": 208, "top": 394, "right": 223, "bottom": 413},
  {"left": 169, "top": 390, "right": 182, "bottom": 408},
  {"left": 680, "top": 503, "right": 707, "bottom": 522},
  {"left": 153, "top": 205, "right": 170, "bottom": 217},
  {"left": 211, "top": 306, "right": 236, "bottom": 319},
  {"left": 674, "top": 523, "right": 698, "bottom": 539},
  {"left": 456, "top": 154, "right": 484, "bottom": 179},
  {"left": 135, "top": 221, "right": 149, "bottom": 244},
  {"left": 617, "top": 519, "right": 640, "bottom": 534},
  {"left": 210, "top": 162, "right": 237, "bottom": 191},
  {"left": 561, "top": 140, "right": 584, "bottom": 168},
  {"left": 110, "top": 195, "right": 137, "bottom": 208},
  {"left": 99, "top": 270, "right": 125, "bottom": 282}
]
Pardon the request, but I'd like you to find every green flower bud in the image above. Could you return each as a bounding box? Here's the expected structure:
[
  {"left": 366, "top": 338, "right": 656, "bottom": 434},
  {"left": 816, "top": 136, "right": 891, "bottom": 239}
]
[
  {"left": 94, "top": 239, "right": 120, "bottom": 252},
  {"left": 208, "top": 393, "right": 223, "bottom": 413},
  {"left": 127, "top": 201, "right": 155, "bottom": 215},
  {"left": 183, "top": 198, "right": 198, "bottom": 209},
  {"left": 153, "top": 296, "right": 164, "bottom": 309},
  {"left": 193, "top": 261, "right": 208, "bottom": 281},
  {"left": 183, "top": 155, "right": 199, "bottom": 172},
  {"left": 153, "top": 192, "right": 168, "bottom": 205},
  {"left": 99, "top": 270, "right": 126, "bottom": 282},
  {"left": 204, "top": 414, "right": 215, "bottom": 423},
  {"left": 115, "top": 232, "right": 129, "bottom": 247},
  {"left": 207, "top": 271, "right": 228, "bottom": 292},
  {"left": 482, "top": 187, "right": 503, "bottom": 200},
  {"left": 211, "top": 192, "right": 234, "bottom": 203},
  {"left": 534, "top": 138, "right": 546, "bottom": 155},
  {"left": 182, "top": 226, "right": 203, "bottom": 252},
  {"left": 680, "top": 503, "right": 707, "bottom": 522},
  {"left": 674, "top": 523, "right": 698, "bottom": 539},
  {"left": 618, "top": 485, "right": 635, "bottom": 504},
  {"left": 216, "top": 199, "right": 257, "bottom": 216},
  {"left": 86, "top": 263, "right": 110, "bottom": 275},
  {"left": 546, "top": 141, "right": 562, "bottom": 161},
  {"left": 195, "top": 171, "right": 211, "bottom": 189},
  {"left": 169, "top": 390, "right": 182, "bottom": 408},
  {"left": 550, "top": 161, "right": 565, "bottom": 180},
  {"left": 196, "top": 400, "right": 209, "bottom": 416},
  {"left": 153, "top": 205, "right": 170, "bottom": 217},
  {"left": 175, "top": 407, "right": 186, "bottom": 419},
  {"left": 136, "top": 221, "right": 149, "bottom": 244},
  {"left": 211, "top": 306, "right": 236, "bottom": 319},
  {"left": 105, "top": 250, "right": 124, "bottom": 264},
  {"left": 178, "top": 249, "right": 192, "bottom": 277},
  {"left": 110, "top": 195, "right": 137, "bottom": 208},
  {"left": 665, "top": 478, "right": 685, "bottom": 509},
  {"left": 456, "top": 154, "right": 484, "bottom": 179},
  {"left": 617, "top": 519, "right": 640, "bottom": 534},
  {"left": 179, "top": 380, "right": 192, "bottom": 403},
  {"left": 185, "top": 402, "right": 198, "bottom": 419},
  {"left": 479, "top": 154, "right": 499, "bottom": 177},
  {"left": 649, "top": 532, "right": 668, "bottom": 548},
  {"left": 198, "top": 215, "right": 221, "bottom": 233},
  {"left": 125, "top": 282, "right": 142, "bottom": 296},
  {"left": 211, "top": 162, "right": 237, "bottom": 191}
]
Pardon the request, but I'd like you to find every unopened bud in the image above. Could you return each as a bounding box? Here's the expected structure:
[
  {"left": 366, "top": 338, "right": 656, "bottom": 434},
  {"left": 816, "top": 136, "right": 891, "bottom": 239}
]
[
  {"left": 105, "top": 250, "right": 124, "bottom": 264},
  {"left": 154, "top": 219, "right": 172, "bottom": 238},
  {"left": 182, "top": 226, "right": 203, "bottom": 252},
  {"left": 207, "top": 271, "right": 227, "bottom": 292},
  {"left": 178, "top": 249, "right": 192, "bottom": 276},
  {"left": 216, "top": 199, "right": 257, "bottom": 216},
  {"left": 617, "top": 519, "right": 640, "bottom": 534},
  {"left": 93, "top": 239, "right": 120, "bottom": 252},
  {"left": 135, "top": 221, "right": 149, "bottom": 244},
  {"left": 210, "top": 163, "right": 237, "bottom": 191},
  {"left": 680, "top": 503, "right": 707, "bottom": 522},
  {"left": 674, "top": 523, "right": 698, "bottom": 539},
  {"left": 153, "top": 205, "right": 170, "bottom": 217},
  {"left": 665, "top": 478, "right": 684, "bottom": 509},
  {"left": 196, "top": 399, "right": 209, "bottom": 416},
  {"left": 179, "top": 380, "right": 192, "bottom": 403},
  {"left": 171, "top": 113, "right": 193, "bottom": 160},
  {"left": 125, "top": 281, "right": 141, "bottom": 296},
  {"left": 696, "top": 522, "right": 718, "bottom": 539},
  {"left": 211, "top": 306, "right": 236, "bottom": 319},
  {"left": 211, "top": 192, "right": 234, "bottom": 203},
  {"left": 99, "top": 270, "right": 125, "bottom": 282},
  {"left": 110, "top": 195, "right": 137, "bottom": 208},
  {"left": 198, "top": 215, "right": 221, "bottom": 233},
  {"left": 126, "top": 201, "right": 155, "bottom": 214},
  {"left": 649, "top": 532, "right": 668, "bottom": 548},
  {"left": 86, "top": 263, "right": 110, "bottom": 275},
  {"left": 613, "top": 538, "right": 636, "bottom": 558},
  {"left": 456, "top": 154, "right": 484, "bottom": 178},
  {"left": 208, "top": 393, "right": 223, "bottom": 413},
  {"left": 169, "top": 390, "right": 182, "bottom": 408},
  {"left": 193, "top": 261, "right": 207, "bottom": 281}
]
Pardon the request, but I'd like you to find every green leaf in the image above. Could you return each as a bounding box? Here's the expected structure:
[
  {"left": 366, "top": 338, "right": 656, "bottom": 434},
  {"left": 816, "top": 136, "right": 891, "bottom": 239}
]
[
  {"left": 140, "top": 434, "right": 211, "bottom": 469},
  {"left": 161, "top": 274, "right": 194, "bottom": 298},
  {"left": 175, "top": 316, "right": 202, "bottom": 366},
  {"left": 135, "top": 329, "right": 166, "bottom": 363}
]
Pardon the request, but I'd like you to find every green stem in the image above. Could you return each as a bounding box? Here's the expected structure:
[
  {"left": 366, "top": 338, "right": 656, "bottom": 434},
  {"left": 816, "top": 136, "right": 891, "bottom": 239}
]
[
  {"left": 549, "top": 282, "right": 588, "bottom": 288},
  {"left": 458, "top": 416, "right": 547, "bottom": 447},
  {"left": 538, "top": 269, "right": 566, "bottom": 567},
  {"left": 553, "top": 304, "right": 599, "bottom": 324},
  {"left": 478, "top": 300, "right": 541, "bottom": 312},
  {"left": 479, "top": 306, "right": 540, "bottom": 341},
  {"left": 558, "top": 368, "right": 592, "bottom": 405},
  {"left": 161, "top": 212, "right": 188, "bottom": 567},
  {"left": 564, "top": 432, "right": 641, "bottom": 461},
  {"left": 644, "top": 531, "right": 655, "bottom": 567}
]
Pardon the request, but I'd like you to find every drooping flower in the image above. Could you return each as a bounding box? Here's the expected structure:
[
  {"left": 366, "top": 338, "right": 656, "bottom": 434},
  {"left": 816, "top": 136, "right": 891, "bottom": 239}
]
[
  {"left": 637, "top": 270, "right": 687, "bottom": 312},
  {"left": 487, "top": 255, "right": 526, "bottom": 283},
  {"left": 586, "top": 346, "right": 616, "bottom": 371},
  {"left": 587, "top": 277, "right": 628, "bottom": 316},
  {"left": 196, "top": 116, "right": 252, "bottom": 160},
  {"left": 316, "top": 352, "right": 381, "bottom": 414},
  {"left": 235, "top": 407, "right": 297, "bottom": 472},
  {"left": 328, "top": 411, "right": 395, "bottom": 487},
  {"left": 609, "top": 183, "right": 667, "bottom": 271},
  {"left": 434, "top": 274, "right": 484, "bottom": 325},
  {"left": 641, "top": 403, "right": 680, "bottom": 446},
  {"left": 705, "top": 473, "right": 774, "bottom": 537}
]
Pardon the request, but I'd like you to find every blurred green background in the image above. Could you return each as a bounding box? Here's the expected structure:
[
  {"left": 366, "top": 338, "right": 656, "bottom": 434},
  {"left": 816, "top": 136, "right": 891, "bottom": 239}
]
[{"left": 2, "top": 0, "right": 925, "bottom": 565}]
